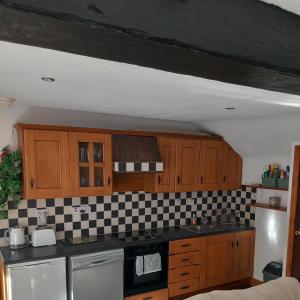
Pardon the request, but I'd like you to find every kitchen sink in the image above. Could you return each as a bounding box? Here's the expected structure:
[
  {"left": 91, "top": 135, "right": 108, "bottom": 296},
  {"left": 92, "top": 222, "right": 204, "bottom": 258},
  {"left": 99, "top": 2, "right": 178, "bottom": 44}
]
[{"left": 182, "top": 223, "right": 241, "bottom": 233}]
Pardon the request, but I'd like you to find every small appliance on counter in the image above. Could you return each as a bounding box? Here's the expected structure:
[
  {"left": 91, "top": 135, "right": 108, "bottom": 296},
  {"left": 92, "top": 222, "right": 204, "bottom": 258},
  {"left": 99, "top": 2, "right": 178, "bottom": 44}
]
[
  {"left": 4, "top": 226, "right": 27, "bottom": 249},
  {"left": 31, "top": 226, "right": 56, "bottom": 247}
]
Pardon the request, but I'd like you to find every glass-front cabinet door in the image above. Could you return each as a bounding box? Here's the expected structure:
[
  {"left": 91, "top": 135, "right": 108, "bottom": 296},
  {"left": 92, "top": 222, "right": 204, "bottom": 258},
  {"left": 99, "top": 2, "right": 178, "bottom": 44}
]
[{"left": 69, "top": 132, "right": 112, "bottom": 196}]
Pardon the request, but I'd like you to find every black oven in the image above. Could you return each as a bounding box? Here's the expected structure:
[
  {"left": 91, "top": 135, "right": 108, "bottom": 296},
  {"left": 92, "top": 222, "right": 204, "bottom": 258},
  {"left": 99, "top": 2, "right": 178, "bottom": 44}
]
[{"left": 124, "top": 241, "right": 169, "bottom": 297}]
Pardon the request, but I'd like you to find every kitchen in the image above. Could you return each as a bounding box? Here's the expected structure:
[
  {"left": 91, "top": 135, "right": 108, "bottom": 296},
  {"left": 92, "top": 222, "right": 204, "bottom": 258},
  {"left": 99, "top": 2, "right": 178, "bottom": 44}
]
[{"left": 1, "top": 0, "right": 300, "bottom": 300}]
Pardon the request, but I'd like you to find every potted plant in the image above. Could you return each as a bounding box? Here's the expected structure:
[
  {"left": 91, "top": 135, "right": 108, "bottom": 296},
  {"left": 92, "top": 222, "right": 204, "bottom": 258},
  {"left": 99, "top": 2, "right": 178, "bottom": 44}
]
[{"left": 0, "top": 146, "right": 22, "bottom": 219}]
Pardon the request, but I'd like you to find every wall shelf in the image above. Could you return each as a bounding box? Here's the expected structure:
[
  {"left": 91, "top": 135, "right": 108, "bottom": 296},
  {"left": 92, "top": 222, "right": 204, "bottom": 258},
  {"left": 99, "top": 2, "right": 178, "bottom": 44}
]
[
  {"left": 250, "top": 203, "right": 287, "bottom": 212},
  {"left": 243, "top": 184, "right": 288, "bottom": 192}
]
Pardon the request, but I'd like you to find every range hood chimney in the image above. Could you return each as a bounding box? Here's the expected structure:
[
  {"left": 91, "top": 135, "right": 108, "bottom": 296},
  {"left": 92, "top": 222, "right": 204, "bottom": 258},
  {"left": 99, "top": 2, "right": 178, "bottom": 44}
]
[{"left": 112, "top": 135, "right": 163, "bottom": 173}]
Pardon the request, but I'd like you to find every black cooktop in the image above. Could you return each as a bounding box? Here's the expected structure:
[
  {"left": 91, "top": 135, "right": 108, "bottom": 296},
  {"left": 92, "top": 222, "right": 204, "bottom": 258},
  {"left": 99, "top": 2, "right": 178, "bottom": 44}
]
[
  {"left": 61, "top": 235, "right": 107, "bottom": 246},
  {"left": 110, "top": 226, "right": 180, "bottom": 244}
]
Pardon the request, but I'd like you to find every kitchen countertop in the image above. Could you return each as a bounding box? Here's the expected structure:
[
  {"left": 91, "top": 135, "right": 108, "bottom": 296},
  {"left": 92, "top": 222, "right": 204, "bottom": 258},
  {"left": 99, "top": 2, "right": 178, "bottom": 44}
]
[{"left": 0, "top": 224, "right": 254, "bottom": 265}]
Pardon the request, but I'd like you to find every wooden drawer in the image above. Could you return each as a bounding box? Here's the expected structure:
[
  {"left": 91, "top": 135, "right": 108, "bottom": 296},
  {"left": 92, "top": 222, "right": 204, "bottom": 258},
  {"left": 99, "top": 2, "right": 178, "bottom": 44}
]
[
  {"left": 169, "top": 251, "right": 200, "bottom": 269},
  {"left": 168, "top": 265, "right": 200, "bottom": 283},
  {"left": 169, "top": 238, "right": 201, "bottom": 254},
  {"left": 169, "top": 278, "right": 200, "bottom": 298},
  {"left": 125, "top": 288, "right": 168, "bottom": 300}
]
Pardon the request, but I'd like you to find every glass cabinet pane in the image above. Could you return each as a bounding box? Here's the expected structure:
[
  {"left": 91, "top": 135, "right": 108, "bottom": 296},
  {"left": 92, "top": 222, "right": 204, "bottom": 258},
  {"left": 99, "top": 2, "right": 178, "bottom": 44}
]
[
  {"left": 94, "top": 143, "right": 103, "bottom": 163},
  {"left": 79, "top": 142, "right": 89, "bottom": 163},
  {"left": 94, "top": 167, "right": 104, "bottom": 187},
  {"left": 80, "top": 167, "right": 89, "bottom": 187}
]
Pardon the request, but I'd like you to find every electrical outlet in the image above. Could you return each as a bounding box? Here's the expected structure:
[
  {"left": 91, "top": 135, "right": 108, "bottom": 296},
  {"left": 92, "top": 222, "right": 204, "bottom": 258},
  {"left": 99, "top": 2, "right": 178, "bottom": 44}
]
[
  {"left": 175, "top": 199, "right": 181, "bottom": 205},
  {"left": 72, "top": 205, "right": 91, "bottom": 215},
  {"left": 35, "top": 208, "right": 48, "bottom": 218}
]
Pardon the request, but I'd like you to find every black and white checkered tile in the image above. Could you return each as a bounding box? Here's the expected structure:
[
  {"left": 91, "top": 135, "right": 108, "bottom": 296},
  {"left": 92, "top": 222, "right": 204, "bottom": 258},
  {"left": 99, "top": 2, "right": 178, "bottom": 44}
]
[
  {"left": 0, "top": 187, "right": 256, "bottom": 244},
  {"left": 113, "top": 162, "right": 163, "bottom": 172}
]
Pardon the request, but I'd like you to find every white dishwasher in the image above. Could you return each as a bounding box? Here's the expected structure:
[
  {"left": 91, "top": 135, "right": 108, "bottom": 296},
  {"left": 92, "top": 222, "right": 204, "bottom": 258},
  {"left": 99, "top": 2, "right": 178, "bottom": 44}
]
[{"left": 7, "top": 257, "right": 67, "bottom": 300}]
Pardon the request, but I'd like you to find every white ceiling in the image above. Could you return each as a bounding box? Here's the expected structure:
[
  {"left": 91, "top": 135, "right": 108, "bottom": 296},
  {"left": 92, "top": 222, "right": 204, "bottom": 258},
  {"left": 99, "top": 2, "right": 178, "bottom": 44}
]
[
  {"left": 1, "top": 41, "right": 300, "bottom": 124},
  {"left": 261, "top": 0, "right": 300, "bottom": 15}
]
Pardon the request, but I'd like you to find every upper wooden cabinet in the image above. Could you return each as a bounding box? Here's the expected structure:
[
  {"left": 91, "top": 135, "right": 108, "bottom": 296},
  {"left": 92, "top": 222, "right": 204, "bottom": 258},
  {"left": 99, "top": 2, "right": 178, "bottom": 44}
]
[
  {"left": 22, "top": 129, "right": 70, "bottom": 199},
  {"left": 175, "top": 138, "right": 200, "bottom": 192},
  {"left": 156, "top": 137, "right": 176, "bottom": 193},
  {"left": 199, "top": 140, "right": 223, "bottom": 191},
  {"left": 69, "top": 132, "right": 112, "bottom": 196},
  {"left": 221, "top": 143, "right": 243, "bottom": 190}
]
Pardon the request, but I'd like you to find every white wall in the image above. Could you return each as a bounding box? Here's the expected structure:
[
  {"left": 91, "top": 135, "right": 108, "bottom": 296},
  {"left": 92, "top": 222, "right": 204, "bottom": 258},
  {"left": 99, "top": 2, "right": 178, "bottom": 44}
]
[{"left": 0, "top": 104, "right": 199, "bottom": 150}]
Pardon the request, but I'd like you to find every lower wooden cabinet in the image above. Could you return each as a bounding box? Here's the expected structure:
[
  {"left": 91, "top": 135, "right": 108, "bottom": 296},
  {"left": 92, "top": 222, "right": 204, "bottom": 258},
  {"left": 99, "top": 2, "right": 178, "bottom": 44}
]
[
  {"left": 125, "top": 288, "right": 168, "bottom": 300},
  {"left": 201, "top": 230, "right": 255, "bottom": 288},
  {"left": 169, "top": 278, "right": 200, "bottom": 298}
]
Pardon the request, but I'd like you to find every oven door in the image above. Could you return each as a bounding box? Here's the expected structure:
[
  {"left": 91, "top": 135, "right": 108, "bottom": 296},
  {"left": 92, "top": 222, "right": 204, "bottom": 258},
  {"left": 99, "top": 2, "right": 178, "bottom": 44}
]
[{"left": 124, "top": 242, "right": 168, "bottom": 297}]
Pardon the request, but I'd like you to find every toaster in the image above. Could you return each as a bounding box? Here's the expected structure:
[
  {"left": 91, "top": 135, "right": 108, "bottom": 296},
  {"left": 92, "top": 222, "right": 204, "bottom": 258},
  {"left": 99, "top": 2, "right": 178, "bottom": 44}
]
[{"left": 31, "top": 226, "right": 56, "bottom": 247}]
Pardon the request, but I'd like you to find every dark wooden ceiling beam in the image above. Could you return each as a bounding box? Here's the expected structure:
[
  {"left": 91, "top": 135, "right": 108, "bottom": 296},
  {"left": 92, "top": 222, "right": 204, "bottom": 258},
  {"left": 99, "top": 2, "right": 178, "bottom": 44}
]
[{"left": 1, "top": 0, "right": 300, "bottom": 95}]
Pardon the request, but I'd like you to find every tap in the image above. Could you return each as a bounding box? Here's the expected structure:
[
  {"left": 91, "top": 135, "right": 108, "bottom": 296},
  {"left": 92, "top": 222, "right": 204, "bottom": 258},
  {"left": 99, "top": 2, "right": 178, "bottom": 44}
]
[{"left": 201, "top": 213, "right": 208, "bottom": 225}]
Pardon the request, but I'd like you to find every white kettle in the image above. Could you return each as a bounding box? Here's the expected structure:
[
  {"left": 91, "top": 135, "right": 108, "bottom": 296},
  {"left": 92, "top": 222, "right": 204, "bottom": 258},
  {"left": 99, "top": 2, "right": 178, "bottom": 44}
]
[{"left": 4, "top": 227, "right": 25, "bottom": 249}]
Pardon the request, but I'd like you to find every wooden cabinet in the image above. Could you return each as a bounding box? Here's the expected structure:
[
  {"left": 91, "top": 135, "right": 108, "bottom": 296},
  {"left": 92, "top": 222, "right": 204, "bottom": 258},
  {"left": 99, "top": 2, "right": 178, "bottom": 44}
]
[
  {"left": 69, "top": 132, "right": 112, "bottom": 196},
  {"left": 199, "top": 140, "right": 223, "bottom": 191},
  {"left": 22, "top": 129, "right": 70, "bottom": 198},
  {"left": 201, "top": 230, "right": 255, "bottom": 288},
  {"left": 124, "top": 288, "right": 168, "bottom": 300},
  {"left": 175, "top": 139, "right": 200, "bottom": 192},
  {"left": 169, "top": 238, "right": 201, "bottom": 297},
  {"left": 235, "top": 230, "right": 255, "bottom": 280},
  {"left": 221, "top": 142, "right": 243, "bottom": 190},
  {"left": 156, "top": 137, "right": 176, "bottom": 192}
]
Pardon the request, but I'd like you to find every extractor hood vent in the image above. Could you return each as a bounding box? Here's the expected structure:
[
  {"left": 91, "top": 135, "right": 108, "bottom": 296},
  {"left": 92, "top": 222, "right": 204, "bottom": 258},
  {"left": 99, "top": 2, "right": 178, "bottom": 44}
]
[{"left": 112, "top": 135, "right": 163, "bottom": 173}]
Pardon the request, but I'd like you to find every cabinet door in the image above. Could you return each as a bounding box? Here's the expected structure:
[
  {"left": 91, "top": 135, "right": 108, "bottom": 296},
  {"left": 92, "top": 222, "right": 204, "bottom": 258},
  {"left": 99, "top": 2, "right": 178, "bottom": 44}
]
[
  {"left": 235, "top": 230, "right": 255, "bottom": 280},
  {"left": 23, "top": 129, "right": 69, "bottom": 198},
  {"left": 199, "top": 140, "right": 222, "bottom": 191},
  {"left": 156, "top": 137, "right": 176, "bottom": 192},
  {"left": 69, "top": 132, "right": 112, "bottom": 196},
  {"left": 176, "top": 139, "right": 200, "bottom": 192},
  {"left": 201, "top": 233, "right": 236, "bottom": 288},
  {"left": 221, "top": 142, "right": 243, "bottom": 190}
]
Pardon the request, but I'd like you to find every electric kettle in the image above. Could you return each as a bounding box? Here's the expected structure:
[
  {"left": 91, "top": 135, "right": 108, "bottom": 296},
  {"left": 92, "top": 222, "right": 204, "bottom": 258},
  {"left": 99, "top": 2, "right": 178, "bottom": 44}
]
[{"left": 4, "top": 227, "right": 25, "bottom": 249}]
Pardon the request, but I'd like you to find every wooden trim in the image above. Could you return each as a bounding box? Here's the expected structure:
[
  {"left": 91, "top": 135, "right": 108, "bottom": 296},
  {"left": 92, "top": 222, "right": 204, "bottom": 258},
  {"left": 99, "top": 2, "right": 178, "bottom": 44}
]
[
  {"left": 286, "top": 146, "right": 300, "bottom": 276},
  {"left": 250, "top": 278, "right": 263, "bottom": 286},
  {"left": 15, "top": 123, "right": 223, "bottom": 140},
  {"left": 243, "top": 184, "right": 288, "bottom": 192},
  {"left": 250, "top": 203, "right": 287, "bottom": 212}
]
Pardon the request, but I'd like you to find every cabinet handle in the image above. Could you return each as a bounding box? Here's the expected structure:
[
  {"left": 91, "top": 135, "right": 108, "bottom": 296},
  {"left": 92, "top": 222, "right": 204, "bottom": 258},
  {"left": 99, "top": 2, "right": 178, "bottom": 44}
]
[
  {"left": 30, "top": 179, "right": 34, "bottom": 188},
  {"left": 177, "top": 176, "right": 180, "bottom": 184},
  {"left": 181, "top": 244, "right": 191, "bottom": 248},
  {"left": 223, "top": 175, "right": 226, "bottom": 182},
  {"left": 237, "top": 240, "right": 239, "bottom": 248},
  {"left": 181, "top": 258, "right": 191, "bottom": 262},
  {"left": 157, "top": 175, "right": 161, "bottom": 185},
  {"left": 200, "top": 176, "right": 204, "bottom": 184},
  {"left": 232, "top": 241, "right": 234, "bottom": 248},
  {"left": 181, "top": 272, "right": 190, "bottom": 276},
  {"left": 143, "top": 297, "right": 153, "bottom": 300},
  {"left": 108, "top": 176, "right": 111, "bottom": 186},
  {"left": 180, "top": 285, "right": 190, "bottom": 290}
]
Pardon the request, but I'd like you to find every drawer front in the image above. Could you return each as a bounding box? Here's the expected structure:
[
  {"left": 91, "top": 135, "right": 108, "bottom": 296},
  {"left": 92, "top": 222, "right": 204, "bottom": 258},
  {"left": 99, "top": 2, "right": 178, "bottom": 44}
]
[
  {"left": 169, "top": 238, "right": 201, "bottom": 254},
  {"left": 169, "top": 278, "right": 200, "bottom": 297},
  {"left": 168, "top": 265, "right": 200, "bottom": 283},
  {"left": 169, "top": 251, "right": 200, "bottom": 269},
  {"left": 125, "top": 288, "right": 168, "bottom": 300}
]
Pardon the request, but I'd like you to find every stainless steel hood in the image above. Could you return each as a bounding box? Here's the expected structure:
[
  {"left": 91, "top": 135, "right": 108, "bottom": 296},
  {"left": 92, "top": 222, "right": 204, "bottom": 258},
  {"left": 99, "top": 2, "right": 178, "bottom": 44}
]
[{"left": 112, "top": 135, "right": 163, "bottom": 173}]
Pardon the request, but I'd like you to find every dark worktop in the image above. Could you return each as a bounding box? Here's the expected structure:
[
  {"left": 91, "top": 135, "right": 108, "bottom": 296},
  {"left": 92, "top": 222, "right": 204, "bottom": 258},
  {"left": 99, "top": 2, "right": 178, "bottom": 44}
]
[{"left": 0, "top": 224, "right": 254, "bottom": 265}]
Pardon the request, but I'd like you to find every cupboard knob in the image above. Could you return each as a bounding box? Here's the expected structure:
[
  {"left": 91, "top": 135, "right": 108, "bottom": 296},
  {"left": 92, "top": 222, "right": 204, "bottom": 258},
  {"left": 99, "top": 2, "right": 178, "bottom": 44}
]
[
  {"left": 177, "top": 176, "right": 180, "bottom": 184},
  {"left": 158, "top": 175, "right": 161, "bottom": 185},
  {"left": 223, "top": 175, "right": 226, "bottom": 182},
  {"left": 108, "top": 176, "right": 111, "bottom": 186},
  {"left": 200, "top": 176, "right": 204, "bottom": 184},
  {"left": 30, "top": 179, "right": 34, "bottom": 188}
]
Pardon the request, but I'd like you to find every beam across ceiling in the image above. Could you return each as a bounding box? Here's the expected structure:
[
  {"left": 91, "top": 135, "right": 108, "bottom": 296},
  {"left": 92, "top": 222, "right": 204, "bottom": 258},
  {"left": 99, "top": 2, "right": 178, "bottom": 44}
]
[{"left": 1, "top": 0, "right": 300, "bottom": 95}]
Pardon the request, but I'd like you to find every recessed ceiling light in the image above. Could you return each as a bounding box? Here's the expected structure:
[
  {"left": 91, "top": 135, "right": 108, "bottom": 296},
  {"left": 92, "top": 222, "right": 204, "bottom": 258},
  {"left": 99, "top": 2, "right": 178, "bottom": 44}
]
[
  {"left": 41, "top": 77, "right": 55, "bottom": 82},
  {"left": 225, "top": 107, "right": 236, "bottom": 110},
  {"left": 0, "top": 97, "right": 16, "bottom": 107}
]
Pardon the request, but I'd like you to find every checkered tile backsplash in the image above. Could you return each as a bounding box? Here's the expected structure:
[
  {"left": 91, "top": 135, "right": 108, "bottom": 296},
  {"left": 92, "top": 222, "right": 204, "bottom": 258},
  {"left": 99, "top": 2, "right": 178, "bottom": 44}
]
[{"left": 0, "top": 186, "right": 256, "bottom": 244}]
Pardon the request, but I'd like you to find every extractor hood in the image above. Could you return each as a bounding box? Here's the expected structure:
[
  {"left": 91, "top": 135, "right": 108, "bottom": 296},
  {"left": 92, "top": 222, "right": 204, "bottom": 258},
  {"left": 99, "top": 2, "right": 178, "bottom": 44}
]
[{"left": 112, "top": 135, "right": 163, "bottom": 173}]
